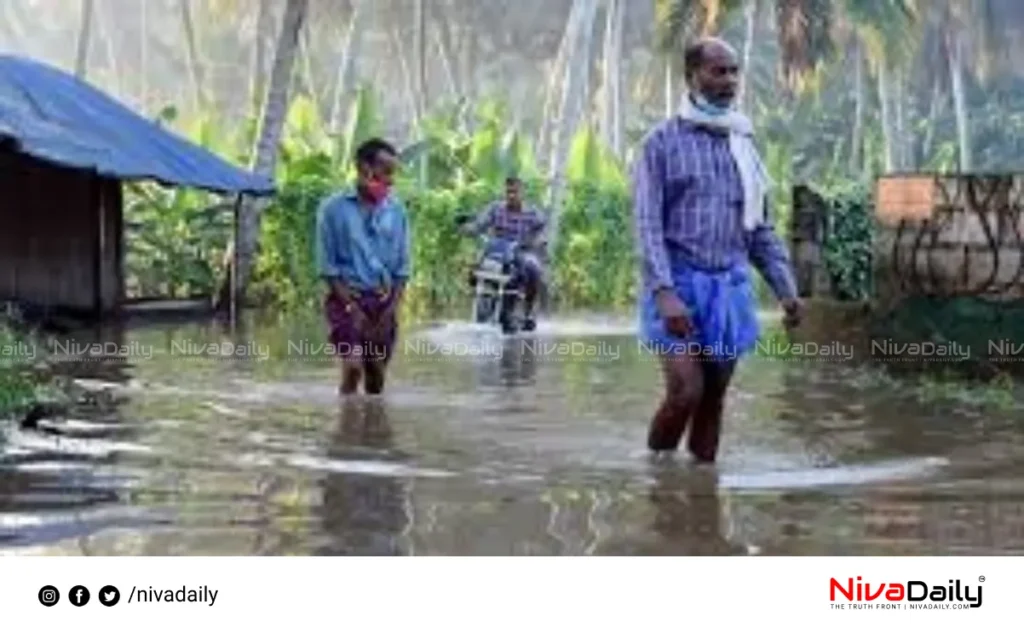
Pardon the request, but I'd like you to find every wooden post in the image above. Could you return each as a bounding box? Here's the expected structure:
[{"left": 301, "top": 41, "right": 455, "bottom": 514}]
[
  {"left": 790, "top": 185, "right": 828, "bottom": 298},
  {"left": 93, "top": 176, "right": 105, "bottom": 320},
  {"left": 230, "top": 193, "right": 243, "bottom": 330},
  {"left": 113, "top": 181, "right": 125, "bottom": 314}
]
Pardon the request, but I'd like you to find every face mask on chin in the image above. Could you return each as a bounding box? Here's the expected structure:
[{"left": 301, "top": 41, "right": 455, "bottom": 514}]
[
  {"left": 363, "top": 177, "right": 390, "bottom": 205},
  {"left": 692, "top": 92, "right": 732, "bottom": 117}
]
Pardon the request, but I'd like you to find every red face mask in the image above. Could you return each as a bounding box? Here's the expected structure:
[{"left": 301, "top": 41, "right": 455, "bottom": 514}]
[{"left": 364, "top": 177, "right": 390, "bottom": 205}]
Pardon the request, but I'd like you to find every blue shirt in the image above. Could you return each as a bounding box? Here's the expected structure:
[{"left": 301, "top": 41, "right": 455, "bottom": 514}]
[
  {"left": 316, "top": 189, "right": 411, "bottom": 291},
  {"left": 632, "top": 116, "right": 797, "bottom": 300}
]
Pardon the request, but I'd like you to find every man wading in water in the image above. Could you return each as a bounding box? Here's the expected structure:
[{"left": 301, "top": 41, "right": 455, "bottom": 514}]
[
  {"left": 317, "top": 138, "right": 411, "bottom": 395},
  {"left": 633, "top": 37, "right": 803, "bottom": 463}
]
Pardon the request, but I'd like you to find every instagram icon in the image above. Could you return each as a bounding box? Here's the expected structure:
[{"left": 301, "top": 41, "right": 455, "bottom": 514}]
[{"left": 38, "top": 585, "right": 60, "bottom": 607}]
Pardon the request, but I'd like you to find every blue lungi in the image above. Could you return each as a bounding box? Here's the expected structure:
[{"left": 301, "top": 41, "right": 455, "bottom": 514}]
[{"left": 639, "top": 258, "right": 759, "bottom": 362}]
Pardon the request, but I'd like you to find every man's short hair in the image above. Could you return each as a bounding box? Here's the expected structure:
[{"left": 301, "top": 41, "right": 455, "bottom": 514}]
[
  {"left": 355, "top": 137, "right": 397, "bottom": 166},
  {"left": 505, "top": 175, "right": 522, "bottom": 185},
  {"left": 684, "top": 40, "right": 708, "bottom": 78}
]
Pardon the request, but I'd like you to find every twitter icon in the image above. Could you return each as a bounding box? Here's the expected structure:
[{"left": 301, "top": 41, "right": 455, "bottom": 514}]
[{"left": 99, "top": 585, "right": 120, "bottom": 607}]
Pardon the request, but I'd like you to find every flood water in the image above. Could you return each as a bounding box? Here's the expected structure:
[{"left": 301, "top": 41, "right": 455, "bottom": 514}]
[{"left": 2, "top": 311, "right": 1024, "bottom": 555}]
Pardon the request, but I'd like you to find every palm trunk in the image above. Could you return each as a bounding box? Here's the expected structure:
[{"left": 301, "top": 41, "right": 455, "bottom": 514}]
[
  {"left": 328, "top": 0, "right": 366, "bottom": 132},
  {"left": 249, "top": 0, "right": 272, "bottom": 119},
  {"left": 140, "top": 0, "right": 149, "bottom": 109},
  {"left": 739, "top": 0, "right": 756, "bottom": 111},
  {"left": 948, "top": 32, "right": 972, "bottom": 172},
  {"left": 434, "top": 27, "right": 459, "bottom": 99},
  {"left": 610, "top": 0, "right": 625, "bottom": 157},
  {"left": 547, "top": 0, "right": 599, "bottom": 256},
  {"left": 415, "top": 0, "right": 428, "bottom": 184},
  {"left": 921, "top": 79, "right": 942, "bottom": 162},
  {"left": 391, "top": 30, "right": 419, "bottom": 129},
  {"left": 600, "top": 0, "right": 624, "bottom": 157},
  {"left": 577, "top": 1, "right": 599, "bottom": 123},
  {"left": 415, "top": 0, "right": 428, "bottom": 120},
  {"left": 431, "top": 1, "right": 460, "bottom": 99},
  {"left": 538, "top": 1, "right": 581, "bottom": 162},
  {"left": 97, "top": 0, "right": 121, "bottom": 95},
  {"left": 297, "top": 26, "right": 322, "bottom": 115},
  {"left": 457, "top": 27, "right": 472, "bottom": 102},
  {"left": 220, "top": 0, "right": 309, "bottom": 308},
  {"left": 179, "top": 0, "right": 207, "bottom": 112},
  {"left": 877, "top": 64, "right": 895, "bottom": 173},
  {"left": 894, "top": 66, "right": 907, "bottom": 170},
  {"left": 850, "top": 42, "right": 864, "bottom": 175},
  {"left": 74, "top": 0, "right": 95, "bottom": 78}
]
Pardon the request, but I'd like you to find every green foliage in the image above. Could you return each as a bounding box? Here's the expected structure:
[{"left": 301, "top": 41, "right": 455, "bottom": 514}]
[
  {"left": 551, "top": 124, "right": 635, "bottom": 309},
  {"left": 338, "top": 84, "right": 383, "bottom": 176},
  {"left": 124, "top": 106, "right": 252, "bottom": 300},
  {"left": 821, "top": 182, "right": 874, "bottom": 301},
  {"left": 0, "top": 324, "right": 43, "bottom": 417},
  {"left": 135, "top": 74, "right": 926, "bottom": 317},
  {"left": 251, "top": 160, "right": 334, "bottom": 311},
  {"left": 550, "top": 181, "right": 636, "bottom": 309},
  {"left": 124, "top": 184, "right": 232, "bottom": 299},
  {"left": 250, "top": 87, "right": 636, "bottom": 316}
]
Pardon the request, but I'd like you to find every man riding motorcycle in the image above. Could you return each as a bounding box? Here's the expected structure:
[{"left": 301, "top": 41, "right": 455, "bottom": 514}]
[{"left": 458, "top": 176, "right": 547, "bottom": 328}]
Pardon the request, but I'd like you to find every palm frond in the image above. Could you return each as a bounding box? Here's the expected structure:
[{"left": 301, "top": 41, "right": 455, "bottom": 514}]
[{"left": 654, "top": 0, "right": 745, "bottom": 55}]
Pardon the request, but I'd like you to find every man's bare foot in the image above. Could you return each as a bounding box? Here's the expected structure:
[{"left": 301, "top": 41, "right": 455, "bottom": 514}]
[{"left": 688, "top": 451, "right": 716, "bottom": 466}]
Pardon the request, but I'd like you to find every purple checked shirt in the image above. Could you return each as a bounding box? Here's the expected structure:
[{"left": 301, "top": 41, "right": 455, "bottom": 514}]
[
  {"left": 632, "top": 117, "right": 797, "bottom": 300},
  {"left": 464, "top": 201, "right": 546, "bottom": 245}
]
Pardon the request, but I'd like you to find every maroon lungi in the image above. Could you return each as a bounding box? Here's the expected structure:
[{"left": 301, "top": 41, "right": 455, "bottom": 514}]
[{"left": 323, "top": 288, "right": 398, "bottom": 364}]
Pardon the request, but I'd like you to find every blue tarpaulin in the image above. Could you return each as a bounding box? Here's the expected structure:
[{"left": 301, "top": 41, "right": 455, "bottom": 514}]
[{"left": 0, "top": 54, "right": 274, "bottom": 196}]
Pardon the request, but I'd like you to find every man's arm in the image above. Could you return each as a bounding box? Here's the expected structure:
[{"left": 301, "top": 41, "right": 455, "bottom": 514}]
[
  {"left": 632, "top": 132, "right": 674, "bottom": 296},
  {"left": 748, "top": 196, "right": 798, "bottom": 301},
  {"left": 524, "top": 208, "right": 547, "bottom": 250},
  {"left": 315, "top": 199, "right": 356, "bottom": 302},
  {"left": 392, "top": 203, "right": 412, "bottom": 301},
  {"left": 460, "top": 203, "right": 495, "bottom": 235}
]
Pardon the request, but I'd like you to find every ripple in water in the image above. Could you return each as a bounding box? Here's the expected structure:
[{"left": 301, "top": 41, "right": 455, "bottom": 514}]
[{"left": 718, "top": 456, "right": 949, "bottom": 491}]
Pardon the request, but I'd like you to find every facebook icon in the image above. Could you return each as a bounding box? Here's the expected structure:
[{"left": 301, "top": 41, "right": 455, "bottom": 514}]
[{"left": 69, "top": 585, "right": 90, "bottom": 606}]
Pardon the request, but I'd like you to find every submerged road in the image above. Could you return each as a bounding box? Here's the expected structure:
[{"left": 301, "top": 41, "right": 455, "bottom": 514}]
[{"left": 1, "top": 313, "right": 1023, "bottom": 555}]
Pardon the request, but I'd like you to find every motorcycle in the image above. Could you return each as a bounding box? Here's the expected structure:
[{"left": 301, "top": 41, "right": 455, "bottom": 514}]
[{"left": 455, "top": 215, "right": 536, "bottom": 335}]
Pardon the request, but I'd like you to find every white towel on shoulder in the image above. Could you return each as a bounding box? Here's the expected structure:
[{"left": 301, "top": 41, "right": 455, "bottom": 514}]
[{"left": 679, "top": 94, "right": 772, "bottom": 231}]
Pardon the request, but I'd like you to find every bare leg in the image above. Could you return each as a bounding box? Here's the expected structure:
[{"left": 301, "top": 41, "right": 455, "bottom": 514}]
[
  {"left": 687, "top": 360, "right": 737, "bottom": 463},
  {"left": 339, "top": 358, "right": 364, "bottom": 395},
  {"left": 363, "top": 360, "right": 387, "bottom": 395},
  {"left": 648, "top": 352, "right": 705, "bottom": 451}
]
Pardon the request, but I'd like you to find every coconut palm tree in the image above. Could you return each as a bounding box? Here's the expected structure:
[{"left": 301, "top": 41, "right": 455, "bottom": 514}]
[
  {"left": 600, "top": 0, "right": 626, "bottom": 157},
  {"left": 74, "top": 0, "right": 95, "bottom": 78},
  {"left": 223, "top": 0, "right": 310, "bottom": 306},
  {"left": 838, "top": 0, "right": 920, "bottom": 173}
]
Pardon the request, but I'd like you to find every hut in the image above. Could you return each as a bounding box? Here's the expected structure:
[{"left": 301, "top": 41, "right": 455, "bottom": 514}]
[{"left": 0, "top": 54, "right": 274, "bottom": 321}]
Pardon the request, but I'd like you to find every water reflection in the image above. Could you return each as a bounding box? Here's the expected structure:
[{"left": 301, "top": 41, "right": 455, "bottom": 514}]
[
  {"left": 472, "top": 338, "right": 538, "bottom": 388},
  {"left": 54, "top": 323, "right": 135, "bottom": 383},
  {"left": 499, "top": 338, "right": 537, "bottom": 385},
  {"left": 7, "top": 314, "right": 1024, "bottom": 555},
  {"left": 646, "top": 465, "right": 742, "bottom": 555},
  {"left": 315, "top": 398, "right": 410, "bottom": 555}
]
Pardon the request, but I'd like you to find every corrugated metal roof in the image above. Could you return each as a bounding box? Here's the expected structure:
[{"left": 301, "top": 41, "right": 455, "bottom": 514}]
[{"left": 0, "top": 54, "right": 274, "bottom": 196}]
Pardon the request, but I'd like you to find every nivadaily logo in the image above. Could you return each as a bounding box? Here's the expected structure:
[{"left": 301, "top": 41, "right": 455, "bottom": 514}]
[{"left": 830, "top": 576, "right": 983, "bottom": 610}]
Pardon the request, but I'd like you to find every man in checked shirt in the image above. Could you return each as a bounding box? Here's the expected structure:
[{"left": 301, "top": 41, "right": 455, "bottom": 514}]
[
  {"left": 460, "top": 175, "right": 547, "bottom": 329},
  {"left": 633, "top": 37, "right": 803, "bottom": 463}
]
